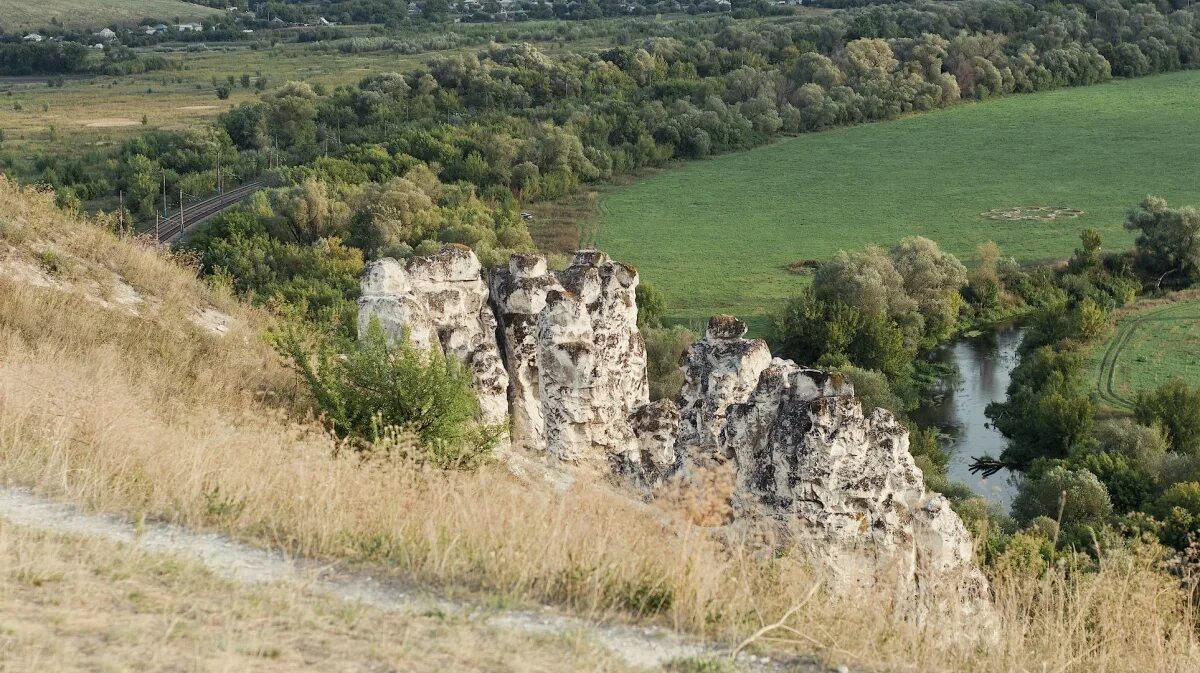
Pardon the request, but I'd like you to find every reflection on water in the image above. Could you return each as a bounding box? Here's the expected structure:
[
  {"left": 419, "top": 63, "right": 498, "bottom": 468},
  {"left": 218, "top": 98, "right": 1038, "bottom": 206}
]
[{"left": 915, "top": 323, "right": 1025, "bottom": 511}]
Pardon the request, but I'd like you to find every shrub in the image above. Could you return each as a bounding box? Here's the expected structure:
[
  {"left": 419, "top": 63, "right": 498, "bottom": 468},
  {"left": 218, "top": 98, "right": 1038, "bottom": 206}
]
[
  {"left": 1012, "top": 464, "right": 1112, "bottom": 531},
  {"left": 1134, "top": 379, "right": 1200, "bottom": 455},
  {"left": 635, "top": 280, "right": 667, "bottom": 328},
  {"left": 644, "top": 325, "right": 694, "bottom": 401},
  {"left": 1152, "top": 482, "right": 1200, "bottom": 549},
  {"left": 277, "top": 319, "right": 496, "bottom": 468}
]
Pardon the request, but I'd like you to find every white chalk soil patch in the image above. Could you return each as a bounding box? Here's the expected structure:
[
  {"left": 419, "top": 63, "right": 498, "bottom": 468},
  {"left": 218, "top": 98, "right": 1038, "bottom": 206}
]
[
  {"left": 0, "top": 257, "right": 59, "bottom": 289},
  {"left": 82, "top": 118, "right": 141, "bottom": 128},
  {"left": 176, "top": 105, "right": 220, "bottom": 111},
  {"left": 189, "top": 305, "right": 234, "bottom": 335},
  {"left": 0, "top": 488, "right": 816, "bottom": 672}
]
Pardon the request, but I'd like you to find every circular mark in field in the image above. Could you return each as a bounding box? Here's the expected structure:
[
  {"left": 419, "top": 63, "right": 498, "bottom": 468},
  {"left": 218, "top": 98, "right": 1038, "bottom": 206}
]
[{"left": 982, "top": 206, "right": 1084, "bottom": 222}]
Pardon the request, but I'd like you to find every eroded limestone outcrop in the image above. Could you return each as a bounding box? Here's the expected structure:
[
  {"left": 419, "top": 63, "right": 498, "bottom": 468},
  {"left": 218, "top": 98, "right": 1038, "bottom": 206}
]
[
  {"left": 722, "top": 361, "right": 990, "bottom": 614},
  {"left": 493, "top": 251, "right": 652, "bottom": 470},
  {"left": 358, "top": 245, "right": 508, "bottom": 425},
  {"left": 678, "top": 316, "right": 772, "bottom": 457},
  {"left": 358, "top": 247, "right": 988, "bottom": 612}
]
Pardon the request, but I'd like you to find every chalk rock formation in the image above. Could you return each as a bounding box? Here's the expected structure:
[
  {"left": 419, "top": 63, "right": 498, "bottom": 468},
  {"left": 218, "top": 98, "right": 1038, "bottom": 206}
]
[
  {"left": 678, "top": 316, "right": 772, "bottom": 457},
  {"left": 627, "top": 399, "right": 682, "bottom": 480},
  {"left": 358, "top": 248, "right": 989, "bottom": 612},
  {"left": 358, "top": 245, "right": 509, "bottom": 425},
  {"left": 722, "top": 361, "right": 990, "bottom": 613},
  {"left": 493, "top": 251, "right": 651, "bottom": 468},
  {"left": 489, "top": 254, "right": 564, "bottom": 451}
]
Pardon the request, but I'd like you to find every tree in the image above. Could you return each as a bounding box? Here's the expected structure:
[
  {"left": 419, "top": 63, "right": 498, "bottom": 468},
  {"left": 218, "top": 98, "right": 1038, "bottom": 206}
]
[
  {"left": 965, "top": 240, "right": 1004, "bottom": 310},
  {"left": 1134, "top": 379, "right": 1200, "bottom": 455},
  {"left": 988, "top": 346, "right": 1094, "bottom": 465},
  {"left": 1124, "top": 196, "right": 1200, "bottom": 285},
  {"left": 813, "top": 245, "right": 920, "bottom": 345},
  {"left": 889, "top": 236, "right": 967, "bottom": 344},
  {"left": 349, "top": 177, "right": 440, "bottom": 258},
  {"left": 635, "top": 281, "right": 667, "bottom": 328},
  {"left": 270, "top": 178, "right": 352, "bottom": 244},
  {"left": 1012, "top": 464, "right": 1112, "bottom": 531}
]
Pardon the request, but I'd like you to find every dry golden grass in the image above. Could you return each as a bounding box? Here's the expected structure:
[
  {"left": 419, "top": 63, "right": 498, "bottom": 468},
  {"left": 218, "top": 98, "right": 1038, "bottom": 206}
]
[
  {"left": 0, "top": 176, "right": 1196, "bottom": 672},
  {"left": 0, "top": 521, "right": 637, "bottom": 673}
]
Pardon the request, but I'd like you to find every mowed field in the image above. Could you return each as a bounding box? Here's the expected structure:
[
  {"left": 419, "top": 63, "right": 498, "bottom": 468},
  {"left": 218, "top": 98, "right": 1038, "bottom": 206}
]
[
  {"left": 0, "top": 0, "right": 221, "bottom": 29},
  {"left": 1091, "top": 293, "right": 1200, "bottom": 411},
  {"left": 592, "top": 71, "right": 1200, "bottom": 327}
]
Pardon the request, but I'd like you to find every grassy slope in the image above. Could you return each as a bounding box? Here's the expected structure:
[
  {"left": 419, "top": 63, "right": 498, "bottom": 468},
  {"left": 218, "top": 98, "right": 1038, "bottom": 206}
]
[
  {"left": 1090, "top": 293, "right": 1200, "bottom": 411},
  {"left": 0, "top": 0, "right": 221, "bottom": 29},
  {"left": 0, "top": 523, "right": 635, "bottom": 672},
  {"left": 593, "top": 71, "right": 1200, "bottom": 326}
]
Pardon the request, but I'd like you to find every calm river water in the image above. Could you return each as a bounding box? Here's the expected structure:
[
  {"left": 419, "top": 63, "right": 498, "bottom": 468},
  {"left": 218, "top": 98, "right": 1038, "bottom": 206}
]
[{"left": 914, "top": 323, "right": 1025, "bottom": 511}]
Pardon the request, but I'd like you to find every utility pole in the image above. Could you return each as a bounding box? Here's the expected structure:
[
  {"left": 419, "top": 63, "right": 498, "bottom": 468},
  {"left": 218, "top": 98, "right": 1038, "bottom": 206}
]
[
  {"left": 118, "top": 190, "right": 125, "bottom": 236},
  {"left": 217, "top": 151, "right": 223, "bottom": 194},
  {"left": 179, "top": 188, "right": 185, "bottom": 237},
  {"left": 161, "top": 168, "right": 167, "bottom": 218}
]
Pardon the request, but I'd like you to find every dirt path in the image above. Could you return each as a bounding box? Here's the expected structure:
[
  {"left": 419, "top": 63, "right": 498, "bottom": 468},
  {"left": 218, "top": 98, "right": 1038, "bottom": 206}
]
[{"left": 0, "top": 488, "right": 812, "bottom": 672}]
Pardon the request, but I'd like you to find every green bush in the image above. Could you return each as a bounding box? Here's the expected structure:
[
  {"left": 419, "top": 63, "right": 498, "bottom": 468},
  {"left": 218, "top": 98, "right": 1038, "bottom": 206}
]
[
  {"left": 643, "top": 325, "right": 694, "bottom": 402},
  {"left": 1152, "top": 482, "right": 1200, "bottom": 549},
  {"left": 277, "top": 320, "right": 497, "bottom": 468},
  {"left": 1012, "top": 464, "right": 1112, "bottom": 531},
  {"left": 1134, "top": 379, "right": 1200, "bottom": 455}
]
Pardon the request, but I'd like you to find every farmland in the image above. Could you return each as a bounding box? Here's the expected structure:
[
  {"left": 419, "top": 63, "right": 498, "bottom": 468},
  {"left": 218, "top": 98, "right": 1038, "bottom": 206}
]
[
  {"left": 591, "top": 70, "right": 1200, "bottom": 327},
  {"left": 1091, "top": 294, "right": 1200, "bottom": 412},
  {"left": 0, "top": 0, "right": 221, "bottom": 30},
  {"left": 0, "top": 44, "right": 435, "bottom": 161}
]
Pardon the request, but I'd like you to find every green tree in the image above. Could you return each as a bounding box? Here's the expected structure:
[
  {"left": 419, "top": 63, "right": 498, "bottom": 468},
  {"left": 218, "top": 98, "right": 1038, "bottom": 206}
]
[
  {"left": 1124, "top": 196, "right": 1200, "bottom": 285},
  {"left": 1012, "top": 464, "right": 1112, "bottom": 532},
  {"left": 636, "top": 281, "right": 667, "bottom": 328},
  {"left": 988, "top": 346, "right": 1094, "bottom": 465},
  {"left": 1134, "top": 379, "right": 1200, "bottom": 455}
]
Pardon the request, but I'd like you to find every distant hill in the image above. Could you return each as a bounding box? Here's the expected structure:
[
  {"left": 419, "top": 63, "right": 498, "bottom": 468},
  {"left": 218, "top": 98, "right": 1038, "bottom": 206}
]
[{"left": 0, "top": 0, "right": 222, "bottom": 30}]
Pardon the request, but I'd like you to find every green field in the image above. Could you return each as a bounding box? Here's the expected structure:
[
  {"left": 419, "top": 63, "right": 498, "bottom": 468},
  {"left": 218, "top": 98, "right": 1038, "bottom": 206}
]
[
  {"left": 0, "top": 0, "right": 221, "bottom": 29},
  {"left": 592, "top": 71, "right": 1200, "bottom": 327},
  {"left": 1091, "top": 296, "right": 1200, "bottom": 411}
]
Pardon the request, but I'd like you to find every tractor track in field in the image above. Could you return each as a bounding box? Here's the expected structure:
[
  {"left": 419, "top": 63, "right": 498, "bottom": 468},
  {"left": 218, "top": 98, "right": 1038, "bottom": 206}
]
[{"left": 1094, "top": 301, "right": 1200, "bottom": 410}]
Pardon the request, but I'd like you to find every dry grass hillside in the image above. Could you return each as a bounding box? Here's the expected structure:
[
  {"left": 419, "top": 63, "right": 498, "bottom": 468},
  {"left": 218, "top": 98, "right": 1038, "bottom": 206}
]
[
  {"left": 0, "top": 176, "right": 1196, "bottom": 672},
  {"left": 0, "top": 522, "right": 638, "bottom": 672}
]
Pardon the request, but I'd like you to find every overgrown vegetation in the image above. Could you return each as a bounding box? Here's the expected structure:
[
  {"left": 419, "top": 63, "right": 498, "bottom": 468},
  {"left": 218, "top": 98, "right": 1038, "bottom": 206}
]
[{"left": 276, "top": 319, "right": 500, "bottom": 468}]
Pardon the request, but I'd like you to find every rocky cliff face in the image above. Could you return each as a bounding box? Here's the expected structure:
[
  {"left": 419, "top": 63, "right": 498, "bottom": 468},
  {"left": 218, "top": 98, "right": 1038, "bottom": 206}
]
[
  {"left": 364, "top": 246, "right": 665, "bottom": 473},
  {"left": 678, "top": 316, "right": 772, "bottom": 458},
  {"left": 358, "top": 246, "right": 988, "bottom": 612},
  {"left": 723, "top": 361, "right": 990, "bottom": 614}
]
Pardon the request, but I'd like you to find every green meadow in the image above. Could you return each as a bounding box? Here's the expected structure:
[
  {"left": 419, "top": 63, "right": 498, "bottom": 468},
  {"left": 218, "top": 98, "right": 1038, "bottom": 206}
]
[
  {"left": 592, "top": 71, "right": 1200, "bottom": 327},
  {"left": 1091, "top": 296, "right": 1200, "bottom": 412}
]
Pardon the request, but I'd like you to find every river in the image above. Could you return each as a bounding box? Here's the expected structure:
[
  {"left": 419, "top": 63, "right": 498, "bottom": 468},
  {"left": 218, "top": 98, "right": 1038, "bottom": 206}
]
[{"left": 914, "top": 322, "right": 1025, "bottom": 511}]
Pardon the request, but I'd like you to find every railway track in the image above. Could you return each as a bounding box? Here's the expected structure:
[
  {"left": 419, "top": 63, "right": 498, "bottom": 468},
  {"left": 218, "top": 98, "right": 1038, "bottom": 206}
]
[{"left": 154, "top": 182, "right": 262, "bottom": 244}]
